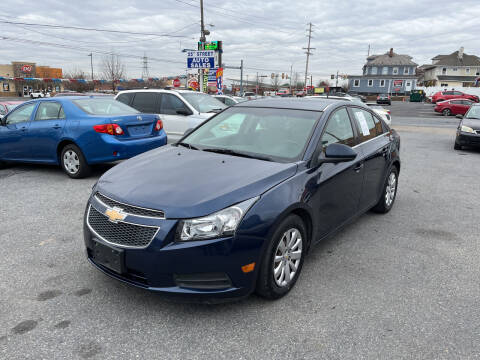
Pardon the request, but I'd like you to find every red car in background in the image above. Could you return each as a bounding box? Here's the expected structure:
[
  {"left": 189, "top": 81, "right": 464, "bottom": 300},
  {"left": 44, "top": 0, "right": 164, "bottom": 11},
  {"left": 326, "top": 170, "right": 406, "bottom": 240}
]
[
  {"left": 434, "top": 99, "right": 474, "bottom": 116},
  {"left": 0, "top": 101, "right": 23, "bottom": 119},
  {"left": 431, "top": 90, "right": 479, "bottom": 104}
]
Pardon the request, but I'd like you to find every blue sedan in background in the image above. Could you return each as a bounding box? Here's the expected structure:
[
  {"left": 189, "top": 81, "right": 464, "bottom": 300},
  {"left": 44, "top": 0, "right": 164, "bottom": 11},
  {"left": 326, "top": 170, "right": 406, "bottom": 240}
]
[
  {"left": 0, "top": 97, "right": 167, "bottom": 178},
  {"left": 84, "top": 98, "right": 401, "bottom": 301}
]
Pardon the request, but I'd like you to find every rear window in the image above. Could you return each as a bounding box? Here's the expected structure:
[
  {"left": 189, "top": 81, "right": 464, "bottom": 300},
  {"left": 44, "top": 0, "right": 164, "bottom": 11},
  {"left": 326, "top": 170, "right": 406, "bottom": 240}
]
[{"left": 73, "top": 99, "right": 139, "bottom": 115}]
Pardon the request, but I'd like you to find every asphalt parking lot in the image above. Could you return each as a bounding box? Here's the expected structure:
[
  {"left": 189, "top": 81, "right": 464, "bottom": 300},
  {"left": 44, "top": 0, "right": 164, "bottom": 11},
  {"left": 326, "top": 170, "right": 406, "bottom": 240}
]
[{"left": 1, "top": 101, "right": 480, "bottom": 359}]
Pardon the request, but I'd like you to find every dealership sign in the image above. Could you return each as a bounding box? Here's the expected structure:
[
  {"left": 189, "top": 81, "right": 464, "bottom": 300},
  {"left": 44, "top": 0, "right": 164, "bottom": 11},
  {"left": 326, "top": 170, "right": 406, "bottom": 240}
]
[
  {"left": 393, "top": 80, "right": 403, "bottom": 87},
  {"left": 21, "top": 65, "right": 32, "bottom": 73},
  {"left": 187, "top": 50, "right": 215, "bottom": 69}
]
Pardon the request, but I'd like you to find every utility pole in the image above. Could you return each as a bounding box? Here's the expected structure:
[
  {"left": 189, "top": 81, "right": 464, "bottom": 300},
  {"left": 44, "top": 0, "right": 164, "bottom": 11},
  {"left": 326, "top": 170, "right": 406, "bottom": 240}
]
[
  {"left": 303, "top": 22, "right": 315, "bottom": 94},
  {"left": 199, "top": 0, "right": 206, "bottom": 93},
  {"left": 240, "top": 59, "right": 243, "bottom": 95},
  {"left": 335, "top": 70, "right": 339, "bottom": 88},
  {"left": 256, "top": 72, "right": 259, "bottom": 94},
  {"left": 88, "top": 53, "right": 94, "bottom": 89},
  {"left": 289, "top": 66, "right": 292, "bottom": 94}
]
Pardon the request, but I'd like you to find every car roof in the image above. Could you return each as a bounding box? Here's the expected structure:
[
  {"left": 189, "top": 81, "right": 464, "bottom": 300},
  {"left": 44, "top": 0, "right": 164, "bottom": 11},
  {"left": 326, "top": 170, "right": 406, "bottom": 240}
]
[
  {"left": 117, "top": 89, "right": 201, "bottom": 95},
  {"left": 234, "top": 97, "right": 346, "bottom": 111}
]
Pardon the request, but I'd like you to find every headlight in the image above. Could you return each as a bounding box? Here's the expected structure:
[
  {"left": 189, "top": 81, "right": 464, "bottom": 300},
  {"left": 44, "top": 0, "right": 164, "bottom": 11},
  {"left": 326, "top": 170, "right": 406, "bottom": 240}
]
[
  {"left": 461, "top": 125, "right": 475, "bottom": 133},
  {"left": 178, "top": 197, "right": 259, "bottom": 241}
]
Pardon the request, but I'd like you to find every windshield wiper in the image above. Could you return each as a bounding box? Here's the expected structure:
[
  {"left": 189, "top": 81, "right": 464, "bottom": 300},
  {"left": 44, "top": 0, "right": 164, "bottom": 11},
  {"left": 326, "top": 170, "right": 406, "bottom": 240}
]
[
  {"left": 202, "top": 148, "right": 273, "bottom": 162},
  {"left": 176, "top": 142, "right": 199, "bottom": 150},
  {"left": 207, "top": 108, "right": 223, "bottom": 113}
]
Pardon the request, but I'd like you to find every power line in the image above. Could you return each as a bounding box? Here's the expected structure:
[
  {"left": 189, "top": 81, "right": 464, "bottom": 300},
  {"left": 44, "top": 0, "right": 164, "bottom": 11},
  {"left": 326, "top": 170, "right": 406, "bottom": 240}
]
[{"left": 0, "top": 19, "right": 189, "bottom": 38}]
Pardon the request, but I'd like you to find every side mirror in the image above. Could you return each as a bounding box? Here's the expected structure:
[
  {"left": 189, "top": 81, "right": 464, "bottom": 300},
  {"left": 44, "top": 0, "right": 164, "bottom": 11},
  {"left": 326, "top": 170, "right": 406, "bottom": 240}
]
[
  {"left": 456, "top": 114, "right": 463, "bottom": 119},
  {"left": 318, "top": 143, "right": 357, "bottom": 164},
  {"left": 176, "top": 109, "right": 193, "bottom": 116},
  {"left": 183, "top": 128, "right": 194, "bottom": 137}
]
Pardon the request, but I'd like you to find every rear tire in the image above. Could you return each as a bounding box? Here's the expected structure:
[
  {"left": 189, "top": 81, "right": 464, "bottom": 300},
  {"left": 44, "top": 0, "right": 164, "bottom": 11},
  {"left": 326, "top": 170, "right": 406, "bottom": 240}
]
[
  {"left": 372, "top": 167, "right": 398, "bottom": 214},
  {"left": 442, "top": 109, "right": 451, "bottom": 116},
  {"left": 255, "top": 214, "right": 306, "bottom": 300},
  {"left": 60, "top": 144, "right": 91, "bottom": 179}
]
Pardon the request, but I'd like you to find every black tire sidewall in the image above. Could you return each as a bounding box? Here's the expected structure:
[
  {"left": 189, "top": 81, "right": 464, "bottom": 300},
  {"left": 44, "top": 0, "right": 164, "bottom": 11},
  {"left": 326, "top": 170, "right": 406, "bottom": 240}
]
[
  {"left": 443, "top": 109, "right": 450, "bottom": 116},
  {"left": 256, "top": 214, "right": 307, "bottom": 299},
  {"left": 60, "top": 144, "right": 90, "bottom": 179}
]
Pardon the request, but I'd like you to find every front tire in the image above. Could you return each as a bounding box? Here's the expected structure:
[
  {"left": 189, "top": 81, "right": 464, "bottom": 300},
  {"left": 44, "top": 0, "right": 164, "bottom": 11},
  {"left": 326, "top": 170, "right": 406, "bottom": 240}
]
[
  {"left": 372, "top": 167, "right": 398, "bottom": 214},
  {"left": 454, "top": 141, "right": 462, "bottom": 150},
  {"left": 255, "top": 214, "right": 306, "bottom": 300},
  {"left": 60, "top": 144, "right": 91, "bottom": 179},
  {"left": 442, "top": 109, "right": 451, "bottom": 116}
]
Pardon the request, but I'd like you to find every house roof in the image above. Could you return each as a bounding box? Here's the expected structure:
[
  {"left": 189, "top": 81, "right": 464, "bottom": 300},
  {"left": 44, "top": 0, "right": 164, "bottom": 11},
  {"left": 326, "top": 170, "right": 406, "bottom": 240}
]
[
  {"left": 437, "top": 75, "right": 477, "bottom": 82},
  {"left": 365, "top": 50, "right": 417, "bottom": 66},
  {"left": 431, "top": 51, "right": 480, "bottom": 66}
]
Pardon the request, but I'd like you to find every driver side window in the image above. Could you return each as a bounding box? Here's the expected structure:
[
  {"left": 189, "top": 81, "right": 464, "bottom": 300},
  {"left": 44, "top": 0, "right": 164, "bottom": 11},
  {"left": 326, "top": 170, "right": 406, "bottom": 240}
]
[
  {"left": 6, "top": 103, "right": 36, "bottom": 125},
  {"left": 161, "top": 94, "right": 189, "bottom": 115},
  {"left": 320, "top": 107, "right": 355, "bottom": 150}
]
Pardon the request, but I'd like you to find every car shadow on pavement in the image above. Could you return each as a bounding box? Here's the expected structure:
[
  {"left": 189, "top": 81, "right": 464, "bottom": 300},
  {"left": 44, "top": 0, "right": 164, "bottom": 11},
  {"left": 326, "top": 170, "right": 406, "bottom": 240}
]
[{"left": 0, "top": 162, "right": 116, "bottom": 179}]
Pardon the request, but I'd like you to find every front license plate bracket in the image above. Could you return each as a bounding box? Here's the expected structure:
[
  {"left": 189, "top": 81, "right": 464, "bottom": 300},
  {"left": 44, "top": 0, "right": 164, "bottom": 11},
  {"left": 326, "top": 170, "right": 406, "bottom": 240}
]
[{"left": 91, "top": 239, "right": 125, "bottom": 274}]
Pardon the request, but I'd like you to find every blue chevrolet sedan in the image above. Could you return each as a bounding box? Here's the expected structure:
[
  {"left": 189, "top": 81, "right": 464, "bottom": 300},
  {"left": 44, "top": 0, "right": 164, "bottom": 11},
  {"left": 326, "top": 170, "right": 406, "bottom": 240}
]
[
  {"left": 0, "top": 97, "right": 167, "bottom": 178},
  {"left": 84, "top": 98, "right": 400, "bottom": 301}
]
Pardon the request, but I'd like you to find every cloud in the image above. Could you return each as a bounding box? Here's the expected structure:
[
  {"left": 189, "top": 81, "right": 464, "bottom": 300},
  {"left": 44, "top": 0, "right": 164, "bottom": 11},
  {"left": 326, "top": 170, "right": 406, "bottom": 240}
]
[{"left": 0, "top": 0, "right": 479, "bottom": 84}]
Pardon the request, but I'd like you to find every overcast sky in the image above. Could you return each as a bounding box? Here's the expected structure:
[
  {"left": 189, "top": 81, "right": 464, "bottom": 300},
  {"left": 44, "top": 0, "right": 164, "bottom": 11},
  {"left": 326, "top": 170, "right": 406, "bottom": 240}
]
[{"left": 1, "top": 0, "right": 480, "bottom": 85}]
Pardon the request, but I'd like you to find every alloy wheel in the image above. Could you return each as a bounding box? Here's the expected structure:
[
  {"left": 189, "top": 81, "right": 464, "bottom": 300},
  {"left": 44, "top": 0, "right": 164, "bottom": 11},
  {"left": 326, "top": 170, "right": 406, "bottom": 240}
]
[
  {"left": 385, "top": 172, "right": 396, "bottom": 207},
  {"left": 63, "top": 150, "right": 80, "bottom": 174},
  {"left": 273, "top": 228, "right": 303, "bottom": 287}
]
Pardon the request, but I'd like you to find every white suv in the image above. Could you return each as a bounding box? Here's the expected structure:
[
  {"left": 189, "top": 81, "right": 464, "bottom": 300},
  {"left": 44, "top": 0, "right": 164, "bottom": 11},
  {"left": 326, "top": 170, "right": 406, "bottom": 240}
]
[{"left": 115, "top": 89, "right": 227, "bottom": 142}]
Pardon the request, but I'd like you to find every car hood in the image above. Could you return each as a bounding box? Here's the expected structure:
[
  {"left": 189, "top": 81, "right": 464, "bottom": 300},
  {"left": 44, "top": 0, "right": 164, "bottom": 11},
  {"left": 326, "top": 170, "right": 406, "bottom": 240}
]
[
  {"left": 462, "top": 118, "right": 480, "bottom": 131},
  {"left": 95, "top": 146, "right": 298, "bottom": 218}
]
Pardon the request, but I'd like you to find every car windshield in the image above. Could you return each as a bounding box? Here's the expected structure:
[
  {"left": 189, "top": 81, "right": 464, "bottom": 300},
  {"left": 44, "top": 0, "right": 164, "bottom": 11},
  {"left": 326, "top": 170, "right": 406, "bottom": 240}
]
[
  {"left": 465, "top": 106, "right": 480, "bottom": 119},
  {"left": 180, "top": 93, "right": 227, "bottom": 113},
  {"left": 73, "top": 98, "right": 139, "bottom": 115},
  {"left": 182, "top": 107, "right": 321, "bottom": 162}
]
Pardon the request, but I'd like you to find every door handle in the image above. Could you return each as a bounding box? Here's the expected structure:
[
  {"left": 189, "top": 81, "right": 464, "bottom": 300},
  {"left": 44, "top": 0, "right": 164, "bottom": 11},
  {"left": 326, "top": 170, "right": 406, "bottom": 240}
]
[
  {"left": 353, "top": 162, "right": 364, "bottom": 172},
  {"left": 20, "top": 126, "right": 27, "bottom": 131},
  {"left": 52, "top": 124, "right": 61, "bottom": 129}
]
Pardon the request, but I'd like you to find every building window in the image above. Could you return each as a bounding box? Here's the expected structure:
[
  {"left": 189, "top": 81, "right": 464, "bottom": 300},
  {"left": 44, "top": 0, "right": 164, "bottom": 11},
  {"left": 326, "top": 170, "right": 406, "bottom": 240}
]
[
  {"left": 368, "top": 79, "right": 373, "bottom": 87},
  {"left": 452, "top": 67, "right": 458, "bottom": 71},
  {"left": 353, "top": 79, "right": 360, "bottom": 87},
  {"left": 392, "top": 67, "right": 398, "bottom": 75},
  {"left": 466, "top": 68, "right": 470, "bottom": 73},
  {"left": 440, "top": 83, "right": 449, "bottom": 87},
  {"left": 380, "top": 80, "right": 385, "bottom": 87},
  {"left": 403, "top": 67, "right": 409, "bottom": 74},
  {"left": 371, "top": 67, "right": 377, "bottom": 75},
  {"left": 406, "top": 81, "right": 411, "bottom": 87},
  {"left": 382, "top": 67, "right": 388, "bottom": 75},
  {"left": 442, "top": 68, "right": 447, "bottom": 75}
]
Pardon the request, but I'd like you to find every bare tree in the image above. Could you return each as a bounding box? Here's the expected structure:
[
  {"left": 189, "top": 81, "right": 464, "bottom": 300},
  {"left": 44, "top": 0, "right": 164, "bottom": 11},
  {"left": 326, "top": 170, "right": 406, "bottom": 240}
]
[
  {"left": 102, "top": 54, "right": 126, "bottom": 93},
  {"left": 64, "top": 68, "right": 90, "bottom": 92},
  {"left": 271, "top": 74, "right": 280, "bottom": 91}
]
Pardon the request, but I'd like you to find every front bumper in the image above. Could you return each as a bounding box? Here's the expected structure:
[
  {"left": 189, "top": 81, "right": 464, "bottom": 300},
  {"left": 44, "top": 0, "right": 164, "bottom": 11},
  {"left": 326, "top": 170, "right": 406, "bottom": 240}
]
[
  {"left": 456, "top": 131, "right": 480, "bottom": 147},
  {"left": 83, "top": 195, "right": 262, "bottom": 300}
]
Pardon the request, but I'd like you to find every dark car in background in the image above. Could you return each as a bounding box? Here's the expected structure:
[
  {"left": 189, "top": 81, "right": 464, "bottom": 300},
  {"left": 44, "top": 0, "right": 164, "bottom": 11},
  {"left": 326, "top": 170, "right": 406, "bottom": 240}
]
[
  {"left": 0, "top": 97, "right": 166, "bottom": 178},
  {"left": 377, "top": 93, "right": 391, "bottom": 105},
  {"left": 454, "top": 104, "right": 480, "bottom": 150},
  {"left": 435, "top": 99, "right": 473, "bottom": 116},
  {"left": 432, "top": 90, "right": 479, "bottom": 104},
  {"left": 83, "top": 98, "right": 401, "bottom": 301}
]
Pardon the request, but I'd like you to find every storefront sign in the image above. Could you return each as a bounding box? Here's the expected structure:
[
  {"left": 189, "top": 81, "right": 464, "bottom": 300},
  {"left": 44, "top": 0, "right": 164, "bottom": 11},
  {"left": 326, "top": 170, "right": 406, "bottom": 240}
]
[{"left": 21, "top": 65, "right": 32, "bottom": 73}]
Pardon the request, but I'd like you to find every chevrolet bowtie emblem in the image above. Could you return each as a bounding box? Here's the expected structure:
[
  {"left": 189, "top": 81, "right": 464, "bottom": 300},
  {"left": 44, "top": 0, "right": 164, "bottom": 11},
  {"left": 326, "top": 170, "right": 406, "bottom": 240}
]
[
  {"left": 137, "top": 115, "right": 142, "bottom": 121},
  {"left": 105, "top": 207, "right": 127, "bottom": 223}
]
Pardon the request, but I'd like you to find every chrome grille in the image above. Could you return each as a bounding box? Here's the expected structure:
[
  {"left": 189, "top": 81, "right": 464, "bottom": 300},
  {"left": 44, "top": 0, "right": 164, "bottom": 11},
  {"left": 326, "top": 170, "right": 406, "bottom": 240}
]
[
  {"left": 95, "top": 192, "right": 165, "bottom": 218},
  {"left": 87, "top": 206, "right": 158, "bottom": 248}
]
